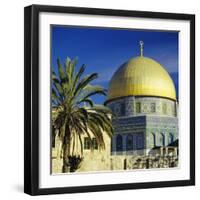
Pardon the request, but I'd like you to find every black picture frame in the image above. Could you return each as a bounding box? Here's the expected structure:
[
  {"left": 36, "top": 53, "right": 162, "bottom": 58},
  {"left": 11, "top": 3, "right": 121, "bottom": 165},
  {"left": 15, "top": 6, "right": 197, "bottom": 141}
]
[{"left": 24, "top": 4, "right": 195, "bottom": 196}]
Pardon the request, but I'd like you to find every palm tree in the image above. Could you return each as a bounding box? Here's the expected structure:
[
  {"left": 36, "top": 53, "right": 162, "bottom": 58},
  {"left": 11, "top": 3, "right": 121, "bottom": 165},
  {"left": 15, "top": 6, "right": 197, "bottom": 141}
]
[{"left": 52, "top": 57, "right": 113, "bottom": 173}]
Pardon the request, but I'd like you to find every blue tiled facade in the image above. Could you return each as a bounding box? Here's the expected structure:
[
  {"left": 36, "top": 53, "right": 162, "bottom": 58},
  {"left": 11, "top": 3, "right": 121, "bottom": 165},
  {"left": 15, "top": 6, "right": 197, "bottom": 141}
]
[{"left": 106, "top": 96, "right": 178, "bottom": 156}]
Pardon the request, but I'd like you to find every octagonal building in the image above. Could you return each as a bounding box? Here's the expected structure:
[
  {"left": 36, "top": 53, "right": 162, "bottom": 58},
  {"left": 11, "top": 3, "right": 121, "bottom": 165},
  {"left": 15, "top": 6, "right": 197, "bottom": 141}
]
[{"left": 105, "top": 42, "right": 178, "bottom": 156}]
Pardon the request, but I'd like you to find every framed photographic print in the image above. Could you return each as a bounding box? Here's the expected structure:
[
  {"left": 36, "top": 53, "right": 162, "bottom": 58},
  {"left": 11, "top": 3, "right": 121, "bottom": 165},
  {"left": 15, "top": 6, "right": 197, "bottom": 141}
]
[{"left": 24, "top": 4, "right": 195, "bottom": 195}]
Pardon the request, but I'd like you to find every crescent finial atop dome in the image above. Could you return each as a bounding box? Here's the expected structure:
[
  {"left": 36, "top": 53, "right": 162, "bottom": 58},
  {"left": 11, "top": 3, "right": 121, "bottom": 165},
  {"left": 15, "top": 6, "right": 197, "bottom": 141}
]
[{"left": 139, "top": 41, "right": 144, "bottom": 57}]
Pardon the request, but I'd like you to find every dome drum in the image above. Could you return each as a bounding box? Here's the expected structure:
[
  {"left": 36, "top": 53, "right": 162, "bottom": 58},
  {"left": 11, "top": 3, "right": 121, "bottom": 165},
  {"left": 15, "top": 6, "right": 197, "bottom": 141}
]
[{"left": 106, "top": 96, "right": 177, "bottom": 118}]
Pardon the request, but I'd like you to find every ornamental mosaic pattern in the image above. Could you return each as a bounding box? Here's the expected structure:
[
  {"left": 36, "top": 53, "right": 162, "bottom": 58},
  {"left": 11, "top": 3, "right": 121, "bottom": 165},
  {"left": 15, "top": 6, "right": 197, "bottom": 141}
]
[{"left": 106, "top": 96, "right": 178, "bottom": 155}]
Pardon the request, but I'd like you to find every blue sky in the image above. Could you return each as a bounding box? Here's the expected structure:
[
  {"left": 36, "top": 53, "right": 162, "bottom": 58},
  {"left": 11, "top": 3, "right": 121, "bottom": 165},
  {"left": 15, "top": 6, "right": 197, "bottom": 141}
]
[{"left": 51, "top": 26, "right": 178, "bottom": 104}]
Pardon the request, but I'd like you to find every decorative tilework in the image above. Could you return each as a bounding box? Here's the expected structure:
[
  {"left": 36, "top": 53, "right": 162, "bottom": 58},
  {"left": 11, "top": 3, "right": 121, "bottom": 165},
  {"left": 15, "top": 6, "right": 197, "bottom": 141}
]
[
  {"left": 106, "top": 96, "right": 178, "bottom": 154},
  {"left": 107, "top": 96, "right": 177, "bottom": 117}
]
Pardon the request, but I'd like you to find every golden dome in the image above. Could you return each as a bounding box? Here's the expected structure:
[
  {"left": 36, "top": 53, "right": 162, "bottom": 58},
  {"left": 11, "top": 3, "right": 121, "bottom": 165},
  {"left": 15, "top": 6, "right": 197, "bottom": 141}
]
[{"left": 108, "top": 56, "right": 176, "bottom": 101}]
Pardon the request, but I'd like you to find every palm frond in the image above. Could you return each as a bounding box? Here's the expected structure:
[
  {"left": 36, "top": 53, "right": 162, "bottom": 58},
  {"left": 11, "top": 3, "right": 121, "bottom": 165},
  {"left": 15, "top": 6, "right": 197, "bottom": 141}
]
[
  {"left": 71, "top": 64, "right": 86, "bottom": 93},
  {"left": 57, "top": 58, "right": 67, "bottom": 84},
  {"left": 52, "top": 56, "right": 114, "bottom": 172},
  {"left": 74, "top": 73, "right": 98, "bottom": 97},
  {"left": 77, "top": 98, "right": 94, "bottom": 107}
]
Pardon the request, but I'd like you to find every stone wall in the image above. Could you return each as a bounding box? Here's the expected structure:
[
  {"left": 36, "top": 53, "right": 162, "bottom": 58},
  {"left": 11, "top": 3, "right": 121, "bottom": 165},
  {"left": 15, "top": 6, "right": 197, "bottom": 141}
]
[
  {"left": 51, "top": 128, "right": 111, "bottom": 174},
  {"left": 52, "top": 148, "right": 178, "bottom": 173}
]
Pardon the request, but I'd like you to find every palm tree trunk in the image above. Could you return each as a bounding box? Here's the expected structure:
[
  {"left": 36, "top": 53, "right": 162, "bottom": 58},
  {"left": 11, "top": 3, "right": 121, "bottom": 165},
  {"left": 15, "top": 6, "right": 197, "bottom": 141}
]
[
  {"left": 62, "top": 145, "right": 70, "bottom": 173},
  {"left": 62, "top": 131, "right": 71, "bottom": 173}
]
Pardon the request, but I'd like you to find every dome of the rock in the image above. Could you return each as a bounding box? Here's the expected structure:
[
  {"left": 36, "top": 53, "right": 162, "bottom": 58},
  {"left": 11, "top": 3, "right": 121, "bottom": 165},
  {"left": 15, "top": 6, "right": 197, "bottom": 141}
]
[{"left": 108, "top": 56, "right": 176, "bottom": 101}]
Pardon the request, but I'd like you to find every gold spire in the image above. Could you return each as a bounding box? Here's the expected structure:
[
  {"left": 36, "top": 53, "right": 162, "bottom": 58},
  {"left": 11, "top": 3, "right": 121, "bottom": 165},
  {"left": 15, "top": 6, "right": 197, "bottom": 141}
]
[{"left": 139, "top": 41, "right": 144, "bottom": 56}]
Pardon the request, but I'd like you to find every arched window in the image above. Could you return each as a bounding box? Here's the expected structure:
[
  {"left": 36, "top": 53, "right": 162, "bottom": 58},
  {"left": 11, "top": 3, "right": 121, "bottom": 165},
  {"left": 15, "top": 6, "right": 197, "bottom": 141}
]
[
  {"left": 116, "top": 135, "right": 123, "bottom": 151},
  {"left": 84, "top": 137, "right": 91, "bottom": 150},
  {"left": 162, "top": 103, "right": 167, "bottom": 114},
  {"left": 136, "top": 134, "right": 144, "bottom": 150},
  {"left": 126, "top": 134, "right": 133, "bottom": 150},
  {"left": 121, "top": 102, "right": 125, "bottom": 116},
  {"left": 168, "top": 133, "right": 174, "bottom": 145},
  {"left": 150, "top": 132, "right": 156, "bottom": 148},
  {"left": 159, "top": 133, "right": 165, "bottom": 146},
  {"left": 150, "top": 103, "right": 156, "bottom": 113},
  {"left": 136, "top": 102, "right": 141, "bottom": 113},
  {"left": 114, "top": 104, "right": 121, "bottom": 116},
  {"left": 92, "top": 138, "right": 98, "bottom": 150}
]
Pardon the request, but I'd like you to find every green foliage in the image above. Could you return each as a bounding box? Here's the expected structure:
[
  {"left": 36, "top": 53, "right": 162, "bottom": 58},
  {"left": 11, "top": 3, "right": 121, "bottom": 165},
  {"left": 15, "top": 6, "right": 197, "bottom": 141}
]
[{"left": 52, "top": 57, "right": 113, "bottom": 172}]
